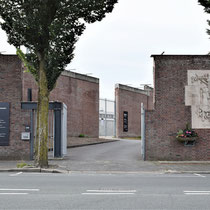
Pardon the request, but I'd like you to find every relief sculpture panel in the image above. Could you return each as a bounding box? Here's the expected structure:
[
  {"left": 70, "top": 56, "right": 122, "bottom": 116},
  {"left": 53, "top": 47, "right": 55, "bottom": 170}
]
[{"left": 185, "top": 70, "right": 210, "bottom": 128}]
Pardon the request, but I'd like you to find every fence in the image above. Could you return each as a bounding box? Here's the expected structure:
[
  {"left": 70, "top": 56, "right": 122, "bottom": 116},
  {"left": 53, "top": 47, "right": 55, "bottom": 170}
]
[
  {"left": 99, "top": 98, "right": 116, "bottom": 137},
  {"left": 141, "top": 103, "right": 145, "bottom": 160}
]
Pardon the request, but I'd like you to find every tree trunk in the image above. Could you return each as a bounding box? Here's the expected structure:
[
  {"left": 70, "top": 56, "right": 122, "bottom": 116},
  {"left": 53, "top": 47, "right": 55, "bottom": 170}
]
[{"left": 35, "top": 55, "right": 49, "bottom": 168}]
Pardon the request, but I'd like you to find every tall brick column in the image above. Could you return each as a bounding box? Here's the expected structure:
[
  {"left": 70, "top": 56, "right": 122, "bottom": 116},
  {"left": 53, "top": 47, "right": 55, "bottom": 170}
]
[
  {"left": 146, "top": 55, "right": 210, "bottom": 161},
  {"left": 0, "top": 55, "right": 30, "bottom": 160}
]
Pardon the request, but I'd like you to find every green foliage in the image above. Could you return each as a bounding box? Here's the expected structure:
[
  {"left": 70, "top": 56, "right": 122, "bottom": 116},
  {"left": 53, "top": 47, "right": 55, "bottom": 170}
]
[
  {"left": 16, "top": 162, "right": 28, "bottom": 168},
  {"left": 0, "top": 0, "right": 118, "bottom": 91},
  {"left": 78, "top": 134, "right": 85, "bottom": 138},
  {"left": 198, "top": 0, "right": 210, "bottom": 38},
  {"left": 17, "top": 49, "right": 38, "bottom": 81},
  {"left": 198, "top": 0, "right": 210, "bottom": 13},
  {"left": 176, "top": 124, "right": 198, "bottom": 138},
  {"left": 177, "top": 129, "right": 184, "bottom": 136},
  {"left": 17, "top": 162, "right": 33, "bottom": 168},
  {"left": 186, "top": 123, "right": 190, "bottom": 130}
]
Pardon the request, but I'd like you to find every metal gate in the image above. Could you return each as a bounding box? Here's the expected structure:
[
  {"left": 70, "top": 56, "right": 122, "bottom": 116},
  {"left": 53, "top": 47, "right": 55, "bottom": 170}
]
[
  {"left": 141, "top": 103, "right": 146, "bottom": 160},
  {"left": 21, "top": 102, "right": 67, "bottom": 160},
  {"left": 99, "top": 98, "right": 116, "bottom": 137}
]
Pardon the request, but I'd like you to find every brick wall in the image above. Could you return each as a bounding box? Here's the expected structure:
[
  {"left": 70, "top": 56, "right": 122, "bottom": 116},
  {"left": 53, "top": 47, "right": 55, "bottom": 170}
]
[
  {"left": 0, "top": 55, "right": 30, "bottom": 160},
  {"left": 22, "top": 66, "right": 99, "bottom": 138},
  {"left": 146, "top": 55, "right": 210, "bottom": 161},
  {"left": 115, "top": 84, "right": 153, "bottom": 138}
]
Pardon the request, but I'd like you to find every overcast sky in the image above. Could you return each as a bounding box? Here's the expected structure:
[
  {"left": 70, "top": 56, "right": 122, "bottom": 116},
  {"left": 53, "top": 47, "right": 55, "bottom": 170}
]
[{"left": 1, "top": 0, "right": 210, "bottom": 100}]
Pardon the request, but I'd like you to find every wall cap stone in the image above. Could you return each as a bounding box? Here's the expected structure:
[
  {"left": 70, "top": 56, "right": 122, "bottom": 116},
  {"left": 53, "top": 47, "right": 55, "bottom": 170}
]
[
  {"left": 151, "top": 54, "right": 210, "bottom": 58},
  {"left": 61, "top": 70, "right": 99, "bottom": 84},
  {"left": 115, "top": 83, "right": 152, "bottom": 96}
]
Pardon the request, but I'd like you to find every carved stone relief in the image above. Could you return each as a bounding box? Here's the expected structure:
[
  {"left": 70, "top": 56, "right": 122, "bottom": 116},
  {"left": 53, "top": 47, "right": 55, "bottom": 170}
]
[{"left": 185, "top": 70, "right": 210, "bottom": 129}]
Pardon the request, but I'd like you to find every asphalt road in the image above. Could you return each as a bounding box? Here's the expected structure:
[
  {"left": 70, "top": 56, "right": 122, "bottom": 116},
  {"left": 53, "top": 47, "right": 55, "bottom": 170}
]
[{"left": 1, "top": 172, "right": 210, "bottom": 209}]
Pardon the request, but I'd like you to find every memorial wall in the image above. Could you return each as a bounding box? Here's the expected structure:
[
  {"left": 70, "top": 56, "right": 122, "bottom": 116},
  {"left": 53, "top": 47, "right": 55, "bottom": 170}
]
[{"left": 146, "top": 55, "right": 210, "bottom": 161}]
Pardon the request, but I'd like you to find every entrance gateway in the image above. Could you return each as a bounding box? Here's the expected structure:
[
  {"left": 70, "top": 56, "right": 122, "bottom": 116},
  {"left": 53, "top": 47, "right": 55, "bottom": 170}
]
[
  {"left": 99, "top": 98, "right": 116, "bottom": 137},
  {"left": 21, "top": 102, "right": 67, "bottom": 160}
]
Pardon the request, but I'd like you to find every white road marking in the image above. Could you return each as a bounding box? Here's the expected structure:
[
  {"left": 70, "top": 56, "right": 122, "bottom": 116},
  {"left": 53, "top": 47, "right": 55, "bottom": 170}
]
[
  {"left": 185, "top": 193, "right": 210, "bottom": 195},
  {"left": 184, "top": 191, "right": 210, "bottom": 192},
  {"left": 83, "top": 189, "right": 136, "bottom": 195},
  {"left": 184, "top": 191, "right": 210, "bottom": 195},
  {"left": 10, "top": 172, "right": 23, "bottom": 177},
  {"left": 86, "top": 190, "right": 137, "bottom": 193},
  {"left": 18, "top": 173, "right": 59, "bottom": 176},
  {"left": 194, "top": 173, "right": 206, "bottom": 178},
  {"left": 0, "top": 193, "right": 28, "bottom": 195},
  {"left": 0, "top": 189, "right": 39, "bottom": 191},
  {"left": 82, "top": 192, "right": 135, "bottom": 195},
  {"left": 163, "top": 175, "right": 206, "bottom": 178}
]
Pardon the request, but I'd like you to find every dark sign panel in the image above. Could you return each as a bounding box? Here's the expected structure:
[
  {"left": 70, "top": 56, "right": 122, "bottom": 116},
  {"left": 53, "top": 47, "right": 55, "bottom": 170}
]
[
  {"left": 123, "top": 111, "right": 128, "bottom": 132},
  {"left": 0, "top": 103, "right": 10, "bottom": 146}
]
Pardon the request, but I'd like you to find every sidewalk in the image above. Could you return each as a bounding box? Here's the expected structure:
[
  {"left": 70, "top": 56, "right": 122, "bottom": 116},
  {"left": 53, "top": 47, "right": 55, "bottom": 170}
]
[
  {"left": 0, "top": 137, "right": 118, "bottom": 173},
  {"left": 2, "top": 159, "right": 210, "bottom": 174},
  {"left": 1, "top": 138, "right": 210, "bottom": 174}
]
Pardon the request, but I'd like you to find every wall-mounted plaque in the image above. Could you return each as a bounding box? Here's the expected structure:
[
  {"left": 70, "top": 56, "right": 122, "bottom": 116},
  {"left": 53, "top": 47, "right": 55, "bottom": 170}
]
[
  {"left": 21, "top": 132, "right": 30, "bottom": 140},
  {"left": 185, "top": 70, "right": 210, "bottom": 128},
  {"left": 123, "top": 111, "right": 128, "bottom": 132},
  {"left": 0, "top": 102, "right": 10, "bottom": 146}
]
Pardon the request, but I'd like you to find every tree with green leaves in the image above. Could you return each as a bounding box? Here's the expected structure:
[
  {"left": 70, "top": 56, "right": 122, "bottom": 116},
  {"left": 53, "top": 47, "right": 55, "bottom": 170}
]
[
  {"left": 0, "top": 0, "right": 117, "bottom": 167},
  {"left": 199, "top": 0, "right": 210, "bottom": 35}
]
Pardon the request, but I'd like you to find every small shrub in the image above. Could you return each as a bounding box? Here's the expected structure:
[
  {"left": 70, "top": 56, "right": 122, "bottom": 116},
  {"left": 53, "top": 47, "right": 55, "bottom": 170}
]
[
  {"left": 78, "top": 134, "right": 85, "bottom": 138},
  {"left": 176, "top": 124, "right": 198, "bottom": 139},
  {"left": 17, "top": 162, "right": 28, "bottom": 168}
]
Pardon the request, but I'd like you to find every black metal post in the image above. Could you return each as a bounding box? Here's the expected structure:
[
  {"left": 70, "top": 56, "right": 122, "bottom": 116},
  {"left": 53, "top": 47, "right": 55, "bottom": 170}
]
[
  {"left": 54, "top": 106, "right": 62, "bottom": 158},
  {"left": 30, "top": 110, "right": 34, "bottom": 160}
]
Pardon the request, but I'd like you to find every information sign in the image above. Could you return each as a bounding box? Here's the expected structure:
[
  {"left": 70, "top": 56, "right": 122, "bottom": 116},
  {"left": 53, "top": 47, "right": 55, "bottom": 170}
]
[
  {"left": 123, "top": 111, "right": 128, "bottom": 132},
  {"left": 0, "top": 103, "right": 10, "bottom": 146}
]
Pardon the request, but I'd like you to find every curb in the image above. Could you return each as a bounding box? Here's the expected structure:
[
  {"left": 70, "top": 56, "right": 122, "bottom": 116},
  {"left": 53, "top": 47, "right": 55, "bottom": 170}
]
[
  {"left": 159, "top": 161, "right": 210, "bottom": 164},
  {"left": 68, "top": 140, "right": 119, "bottom": 148},
  {"left": 165, "top": 170, "right": 210, "bottom": 174},
  {"left": 59, "top": 170, "right": 210, "bottom": 175},
  {"left": 40, "top": 168, "right": 68, "bottom": 173},
  {"left": 1, "top": 168, "right": 210, "bottom": 174},
  {"left": 0, "top": 168, "right": 40, "bottom": 173},
  {"left": 0, "top": 168, "right": 68, "bottom": 173}
]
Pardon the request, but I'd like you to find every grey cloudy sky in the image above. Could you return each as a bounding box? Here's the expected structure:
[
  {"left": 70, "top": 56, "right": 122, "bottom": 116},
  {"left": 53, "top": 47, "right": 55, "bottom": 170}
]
[{"left": 1, "top": 0, "right": 210, "bottom": 100}]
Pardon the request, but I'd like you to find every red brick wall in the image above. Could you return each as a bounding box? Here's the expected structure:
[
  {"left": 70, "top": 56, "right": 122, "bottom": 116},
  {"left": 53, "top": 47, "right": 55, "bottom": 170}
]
[
  {"left": 146, "top": 55, "right": 210, "bottom": 161},
  {"left": 115, "top": 84, "right": 153, "bottom": 138},
  {"left": 23, "top": 69, "right": 99, "bottom": 138},
  {"left": 0, "top": 55, "right": 30, "bottom": 160}
]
